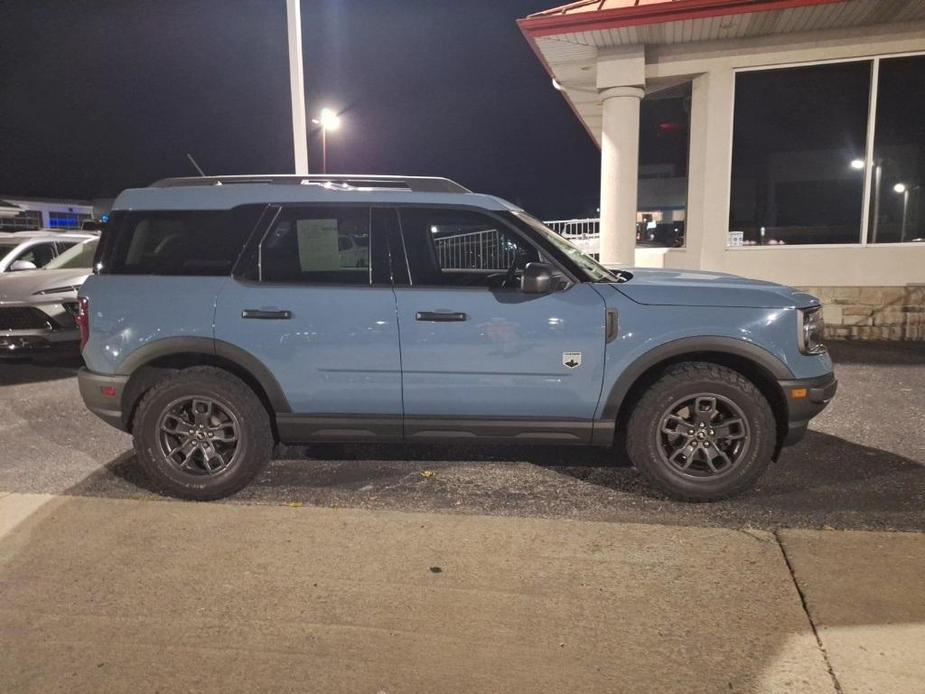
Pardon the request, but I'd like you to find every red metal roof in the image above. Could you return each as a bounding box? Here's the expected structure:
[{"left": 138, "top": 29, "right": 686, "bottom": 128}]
[{"left": 519, "top": 0, "right": 848, "bottom": 37}]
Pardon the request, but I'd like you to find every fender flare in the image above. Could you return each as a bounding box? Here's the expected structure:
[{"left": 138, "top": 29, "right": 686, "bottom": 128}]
[
  {"left": 118, "top": 336, "right": 291, "bottom": 413},
  {"left": 597, "top": 336, "right": 793, "bottom": 426}
]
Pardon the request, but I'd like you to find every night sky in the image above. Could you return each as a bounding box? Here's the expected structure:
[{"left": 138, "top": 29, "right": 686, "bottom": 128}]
[{"left": 0, "top": 0, "right": 602, "bottom": 218}]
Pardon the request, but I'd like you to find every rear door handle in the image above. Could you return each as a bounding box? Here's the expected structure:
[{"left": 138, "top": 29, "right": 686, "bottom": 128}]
[
  {"left": 242, "top": 309, "right": 292, "bottom": 320},
  {"left": 416, "top": 311, "right": 467, "bottom": 322}
]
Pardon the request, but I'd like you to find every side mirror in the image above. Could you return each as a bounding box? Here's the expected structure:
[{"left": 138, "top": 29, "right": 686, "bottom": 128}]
[
  {"left": 521, "top": 262, "right": 555, "bottom": 294},
  {"left": 9, "top": 260, "right": 37, "bottom": 272}
]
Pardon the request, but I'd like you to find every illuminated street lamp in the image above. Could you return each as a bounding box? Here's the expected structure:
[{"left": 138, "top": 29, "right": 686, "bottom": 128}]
[{"left": 312, "top": 108, "right": 341, "bottom": 174}]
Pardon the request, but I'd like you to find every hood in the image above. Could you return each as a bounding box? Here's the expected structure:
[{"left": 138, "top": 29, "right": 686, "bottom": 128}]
[
  {"left": 615, "top": 268, "right": 819, "bottom": 309},
  {"left": 0, "top": 268, "right": 90, "bottom": 303}
]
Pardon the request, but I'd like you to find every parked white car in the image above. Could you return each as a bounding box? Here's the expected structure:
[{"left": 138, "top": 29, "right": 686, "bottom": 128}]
[
  {"left": 0, "top": 230, "right": 95, "bottom": 274},
  {"left": 0, "top": 237, "right": 98, "bottom": 357}
]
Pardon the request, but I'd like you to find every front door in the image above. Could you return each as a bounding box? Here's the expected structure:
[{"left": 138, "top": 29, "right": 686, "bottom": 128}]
[
  {"left": 214, "top": 205, "right": 403, "bottom": 440},
  {"left": 390, "top": 206, "right": 607, "bottom": 442}
]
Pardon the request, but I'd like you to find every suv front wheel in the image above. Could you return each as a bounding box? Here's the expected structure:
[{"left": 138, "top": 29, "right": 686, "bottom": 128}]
[
  {"left": 133, "top": 367, "right": 273, "bottom": 500},
  {"left": 626, "top": 362, "right": 776, "bottom": 502}
]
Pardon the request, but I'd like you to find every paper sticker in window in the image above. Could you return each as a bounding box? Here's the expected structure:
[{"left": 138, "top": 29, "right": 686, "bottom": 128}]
[{"left": 296, "top": 219, "right": 340, "bottom": 271}]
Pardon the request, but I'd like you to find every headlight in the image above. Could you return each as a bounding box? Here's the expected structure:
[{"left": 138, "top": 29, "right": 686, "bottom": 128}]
[
  {"left": 798, "top": 307, "right": 826, "bottom": 355},
  {"left": 32, "top": 285, "right": 81, "bottom": 295}
]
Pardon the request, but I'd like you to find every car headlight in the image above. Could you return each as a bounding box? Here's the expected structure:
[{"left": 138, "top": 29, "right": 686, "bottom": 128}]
[
  {"left": 32, "top": 285, "right": 81, "bottom": 295},
  {"left": 798, "top": 306, "right": 826, "bottom": 355}
]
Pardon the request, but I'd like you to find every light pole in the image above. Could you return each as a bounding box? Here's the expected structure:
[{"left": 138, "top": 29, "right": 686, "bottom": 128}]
[
  {"left": 286, "top": 0, "right": 309, "bottom": 174},
  {"left": 894, "top": 183, "right": 914, "bottom": 242},
  {"left": 312, "top": 108, "right": 341, "bottom": 175},
  {"left": 851, "top": 158, "right": 883, "bottom": 242}
]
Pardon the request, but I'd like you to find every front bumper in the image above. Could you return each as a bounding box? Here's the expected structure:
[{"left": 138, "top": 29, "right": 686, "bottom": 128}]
[
  {"left": 0, "top": 301, "right": 80, "bottom": 358},
  {"left": 778, "top": 371, "right": 838, "bottom": 446},
  {"left": 78, "top": 367, "right": 130, "bottom": 431}
]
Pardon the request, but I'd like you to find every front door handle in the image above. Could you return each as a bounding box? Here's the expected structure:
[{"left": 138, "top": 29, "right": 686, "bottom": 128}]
[
  {"left": 416, "top": 311, "right": 467, "bottom": 322},
  {"left": 242, "top": 309, "right": 292, "bottom": 320},
  {"left": 605, "top": 309, "right": 619, "bottom": 343}
]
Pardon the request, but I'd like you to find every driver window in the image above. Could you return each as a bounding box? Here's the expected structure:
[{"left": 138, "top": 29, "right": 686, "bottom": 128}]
[
  {"left": 17, "top": 243, "right": 56, "bottom": 268},
  {"left": 398, "top": 208, "right": 541, "bottom": 288}
]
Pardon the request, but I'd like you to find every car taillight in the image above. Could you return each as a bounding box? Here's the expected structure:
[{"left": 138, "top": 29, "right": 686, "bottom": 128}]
[{"left": 76, "top": 296, "right": 90, "bottom": 351}]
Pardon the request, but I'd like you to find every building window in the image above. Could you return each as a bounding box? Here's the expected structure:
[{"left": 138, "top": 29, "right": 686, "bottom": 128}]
[
  {"left": 638, "top": 81, "right": 690, "bottom": 248},
  {"left": 0, "top": 210, "right": 42, "bottom": 231},
  {"left": 730, "top": 61, "right": 871, "bottom": 245},
  {"left": 48, "top": 211, "right": 92, "bottom": 229},
  {"left": 867, "top": 55, "right": 925, "bottom": 244}
]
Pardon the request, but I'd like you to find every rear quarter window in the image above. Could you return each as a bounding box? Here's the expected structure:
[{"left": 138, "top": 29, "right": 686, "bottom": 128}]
[{"left": 102, "top": 206, "right": 264, "bottom": 276}]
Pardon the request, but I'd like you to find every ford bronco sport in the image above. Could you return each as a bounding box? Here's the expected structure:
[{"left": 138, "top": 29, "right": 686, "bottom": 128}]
[{"left": 77, "top": 175, "right": 836, "bottom": 501}]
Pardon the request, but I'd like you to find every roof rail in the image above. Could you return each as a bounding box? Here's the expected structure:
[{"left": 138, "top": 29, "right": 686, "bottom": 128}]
[{"left": 150, "top": 174, "right": 471, "bottom": 194}]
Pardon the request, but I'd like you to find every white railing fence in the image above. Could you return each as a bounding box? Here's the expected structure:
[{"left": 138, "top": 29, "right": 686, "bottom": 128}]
[
  {"left": 433, "top": 219, "right": 604, "bottom": 270},
  {"left": 544, "top": 218, "right": 602, "bottom": 258},
  {"left": 433, "top": 228, "right": 516, "bottom": 270},
  {"left": 543, "top": 218, "right": 601, "bottom": 240}
]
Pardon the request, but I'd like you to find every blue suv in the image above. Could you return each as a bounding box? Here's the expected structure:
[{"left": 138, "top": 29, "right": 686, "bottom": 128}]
[{"left": 77, "top": 175, "right": 836, "bottom": 501}]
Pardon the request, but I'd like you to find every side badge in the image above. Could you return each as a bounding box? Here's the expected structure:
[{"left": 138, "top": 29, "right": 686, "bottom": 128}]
[{"left": 562, "top": 352, "right": 582, "bottom": 369}]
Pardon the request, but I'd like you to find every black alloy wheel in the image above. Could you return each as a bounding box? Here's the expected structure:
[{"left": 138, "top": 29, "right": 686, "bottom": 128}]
[
  {"left": 158, "top": 397, "right": 241, "bottom": 476},
  {"left": 657, "top": 393, "right": 750, "bottom": 478}
]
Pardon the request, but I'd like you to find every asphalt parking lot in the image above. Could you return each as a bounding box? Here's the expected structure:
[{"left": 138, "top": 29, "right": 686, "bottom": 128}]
[{"left": 1, "top": 341, "right": 923, "bottom": 531}]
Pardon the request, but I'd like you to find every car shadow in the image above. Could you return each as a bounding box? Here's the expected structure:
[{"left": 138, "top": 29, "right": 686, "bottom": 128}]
[
  {"left": 62, "top": 430, "right": 925, "bottom": 532},
  {"left": 0, "top": 354, "right": 82, "bottom": 386}
]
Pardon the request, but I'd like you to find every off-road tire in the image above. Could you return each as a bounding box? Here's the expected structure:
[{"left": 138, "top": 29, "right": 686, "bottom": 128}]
[
  {"left": 133, "top": 366, "right": 273, "bottom": 500},
  {"left": 626, "top": 361, "right": 776, "bottom": 502}
]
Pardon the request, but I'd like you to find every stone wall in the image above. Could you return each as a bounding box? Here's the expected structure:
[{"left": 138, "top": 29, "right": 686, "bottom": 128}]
[{"left": 798, "top": 286, "right": 925, "bottom": 341}]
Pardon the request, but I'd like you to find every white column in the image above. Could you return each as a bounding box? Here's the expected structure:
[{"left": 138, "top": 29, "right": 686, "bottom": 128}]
[
  {"left": 685, "top": 69, "right": 735, "bottom": 271},
  {"left": 598, "top": 86, "right": 645, "bottom": 266},
  {"left": 286, "top": 0, "right": 309, "bottom": 175}
]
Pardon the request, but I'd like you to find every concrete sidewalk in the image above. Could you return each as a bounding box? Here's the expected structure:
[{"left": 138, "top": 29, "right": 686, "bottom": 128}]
[{"left": 0, "top": 493, "right": 922, "bottom": 693}]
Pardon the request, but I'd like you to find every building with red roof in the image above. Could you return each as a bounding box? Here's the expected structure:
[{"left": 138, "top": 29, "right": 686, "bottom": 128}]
[{"left": 519, "top": 0, "right": 925, "bottom": 338}]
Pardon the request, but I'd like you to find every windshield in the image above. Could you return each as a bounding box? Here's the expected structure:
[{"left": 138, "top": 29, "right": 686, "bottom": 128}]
[
  {"left": 510, "top": 211, "right": 622, "bottom": 282},
  {"left": 0, "top": 243, "right": 19, "bottom": 255},
  {"left": 45, "top": 239, "right": 98, "bottom": 270}
]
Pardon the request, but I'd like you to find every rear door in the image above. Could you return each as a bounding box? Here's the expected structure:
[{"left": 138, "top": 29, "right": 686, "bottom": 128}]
[
  {"left": 214, "top": 205, "right": 403, "bottom": 441},
  {"left": 390, "top": 206, "right": 607, "bottom": 442}
]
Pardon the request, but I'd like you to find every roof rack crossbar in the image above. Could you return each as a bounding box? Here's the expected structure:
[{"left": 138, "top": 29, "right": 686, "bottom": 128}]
[{"left": 150, "top": 174, "right": 470, "bottom": 194}]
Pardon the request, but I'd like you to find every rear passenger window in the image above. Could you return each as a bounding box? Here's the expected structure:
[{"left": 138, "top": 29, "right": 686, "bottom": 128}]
[
  {"left": 104, "top": 207, "right": 263, "bottom": 276},
  {"left": 260, "top": 207, "right": 371, "bottom": 285}
]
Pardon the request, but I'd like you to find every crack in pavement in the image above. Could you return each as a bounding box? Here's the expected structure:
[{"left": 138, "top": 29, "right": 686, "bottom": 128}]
[{"left": 774, "top": 530, "right": 844, "bottom": 694}]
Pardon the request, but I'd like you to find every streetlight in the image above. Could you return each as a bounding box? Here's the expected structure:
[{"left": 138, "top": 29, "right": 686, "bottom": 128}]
[
  {"left": 312, "top": 108, "right": 341, "bottom": 175},
  {"left": 894, "top": 182, "right": 912, "bottom": 242}
]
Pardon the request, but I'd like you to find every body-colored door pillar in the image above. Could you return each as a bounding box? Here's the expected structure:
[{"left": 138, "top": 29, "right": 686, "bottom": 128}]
[{"left": 599, "top": 86, "right": 645, "bottom": 266}]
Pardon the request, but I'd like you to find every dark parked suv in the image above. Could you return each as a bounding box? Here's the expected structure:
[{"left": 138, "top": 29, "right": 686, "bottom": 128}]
[{"left": 78, "top": 175, "right": 836, "bottom": 501}]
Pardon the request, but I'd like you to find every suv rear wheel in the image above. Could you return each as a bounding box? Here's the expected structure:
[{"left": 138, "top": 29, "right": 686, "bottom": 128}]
[
  {"left": 626, "top": 362, "right": 776, "bottom": 502},
  {"left": 133, "top": 367, "right": 273, "bottom": 500}
]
